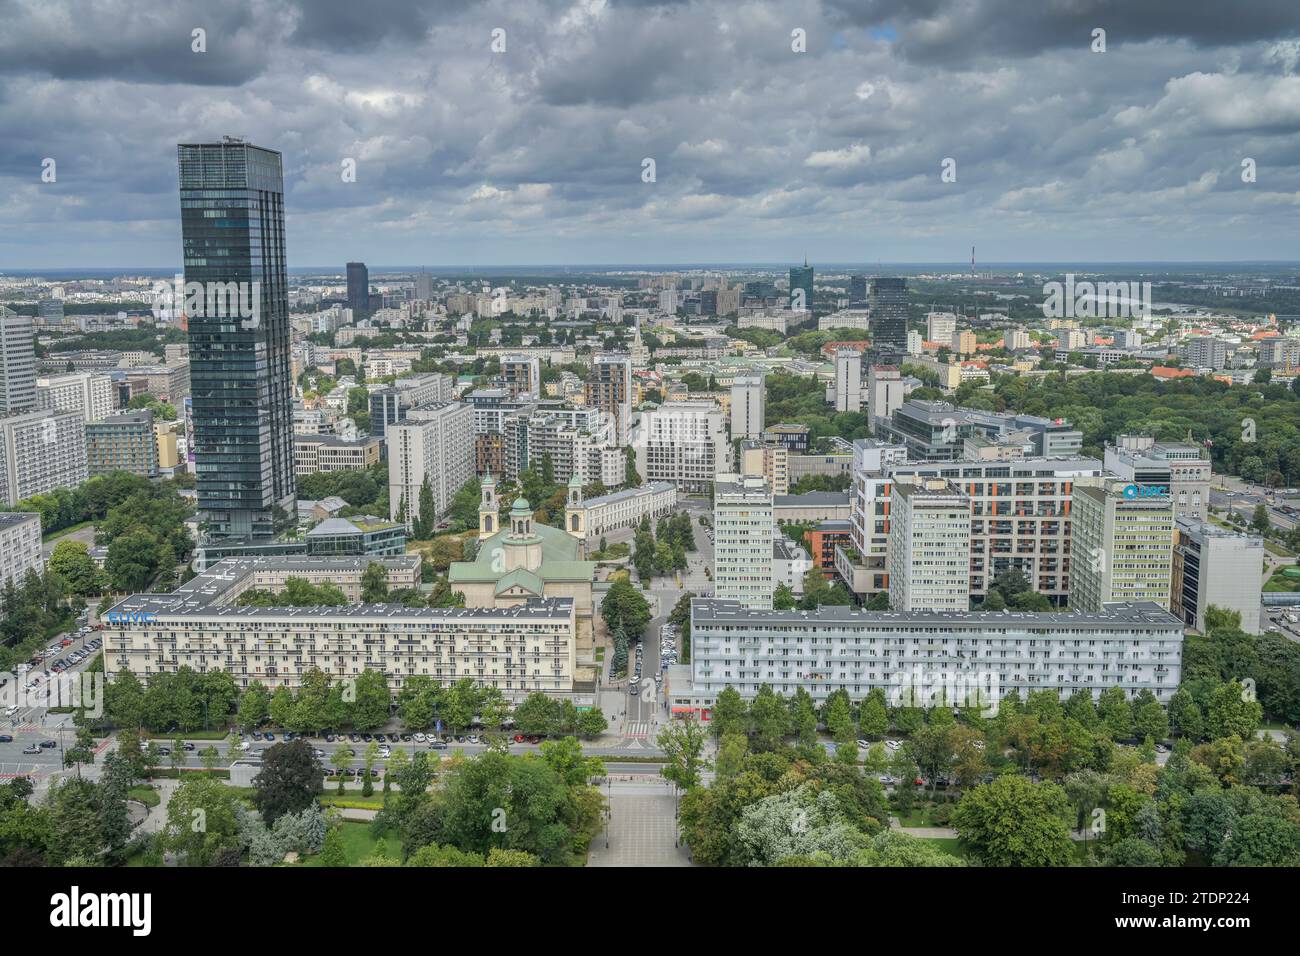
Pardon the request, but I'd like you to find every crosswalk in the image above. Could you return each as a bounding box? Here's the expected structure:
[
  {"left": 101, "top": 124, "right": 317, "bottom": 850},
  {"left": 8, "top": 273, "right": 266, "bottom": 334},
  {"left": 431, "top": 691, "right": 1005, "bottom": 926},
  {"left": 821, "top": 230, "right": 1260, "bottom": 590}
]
[{"left": 623, "top": 721, "right": 653, "bottom": 740}]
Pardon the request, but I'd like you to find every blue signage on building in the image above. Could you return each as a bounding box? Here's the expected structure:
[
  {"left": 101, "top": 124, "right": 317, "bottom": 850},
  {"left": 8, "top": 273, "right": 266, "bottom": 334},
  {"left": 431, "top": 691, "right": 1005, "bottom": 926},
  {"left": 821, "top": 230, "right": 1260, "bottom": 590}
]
[
  {"left": 1122, "top": 484, "right": 1167, "bottom": 499},
  {"left": 107, "top": 610, "right": 157, "bottom": 624}
]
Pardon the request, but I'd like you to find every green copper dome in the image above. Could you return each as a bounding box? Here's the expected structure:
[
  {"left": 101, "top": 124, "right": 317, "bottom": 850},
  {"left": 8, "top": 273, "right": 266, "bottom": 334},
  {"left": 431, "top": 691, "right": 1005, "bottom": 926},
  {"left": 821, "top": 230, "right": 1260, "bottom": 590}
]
[{"left": 511, "top": 498, "right": 532, "bottom": 514}]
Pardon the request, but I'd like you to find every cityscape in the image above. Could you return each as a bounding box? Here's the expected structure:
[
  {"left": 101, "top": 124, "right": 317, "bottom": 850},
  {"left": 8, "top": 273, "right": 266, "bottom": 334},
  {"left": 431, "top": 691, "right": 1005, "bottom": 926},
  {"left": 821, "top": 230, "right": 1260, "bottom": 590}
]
[{"left": 0, "top": 0, "right": 1298, "bottom": 907}]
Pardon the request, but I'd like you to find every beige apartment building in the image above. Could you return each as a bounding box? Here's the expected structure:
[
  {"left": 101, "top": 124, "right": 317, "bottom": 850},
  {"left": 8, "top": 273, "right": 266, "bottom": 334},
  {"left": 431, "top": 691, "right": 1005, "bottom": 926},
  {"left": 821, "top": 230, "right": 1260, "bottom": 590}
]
[{"left": 103, "top": 555, "right": 578, "bottom": 698}]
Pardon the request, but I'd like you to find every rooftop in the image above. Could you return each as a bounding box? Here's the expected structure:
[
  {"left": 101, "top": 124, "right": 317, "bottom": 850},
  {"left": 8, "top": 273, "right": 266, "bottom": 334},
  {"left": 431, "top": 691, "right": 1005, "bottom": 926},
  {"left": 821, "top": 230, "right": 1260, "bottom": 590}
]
[
  {"left": 0, "top": 511, "right": 40, "bottom": 531},
  {"left": 690, "top": 598, "right": 1182, "bottom": 630}
]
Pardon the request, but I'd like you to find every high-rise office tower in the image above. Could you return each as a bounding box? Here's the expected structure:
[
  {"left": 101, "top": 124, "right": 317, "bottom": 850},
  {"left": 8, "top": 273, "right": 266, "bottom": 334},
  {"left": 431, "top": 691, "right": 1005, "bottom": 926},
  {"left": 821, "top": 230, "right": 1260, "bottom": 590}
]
[
  {"left": 789, "top": 261, "right": 814, "bottom": 314},
  {"left": 347, "top": 261, "right": 370, "bottom": 312},
  {"left": 730, "top": 372, "right": 765, "bottom": 440},
  {"left": 834, "top": 348, "right": 862, "bottom": 413},
  {"left": 585, "top": 354, "right": 632, "bottom": 445},
  {"left": 414, "top": 270, "right": 434, "bottom": 301},
  {"left": 869, "top": 277, "right": 909, "bottom": 354},
  {"left": 1070, "top": 479, "right": 1175, "bottom": 612},
  {"left": 849, "top": 274, "right": 868, "bottom": 305},
  {"left": 0, "top": 307, "right": 37, "bottom": 414},
  {"left": 178, "top": 139, "right": 295, "bottom": 538}
]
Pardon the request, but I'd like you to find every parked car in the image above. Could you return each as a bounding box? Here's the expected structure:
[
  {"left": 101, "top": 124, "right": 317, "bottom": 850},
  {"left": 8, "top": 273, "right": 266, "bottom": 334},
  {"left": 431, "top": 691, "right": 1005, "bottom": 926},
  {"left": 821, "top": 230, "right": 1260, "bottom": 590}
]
[{"left": 429, "top": 742, "right": 448, "bottom": 750}]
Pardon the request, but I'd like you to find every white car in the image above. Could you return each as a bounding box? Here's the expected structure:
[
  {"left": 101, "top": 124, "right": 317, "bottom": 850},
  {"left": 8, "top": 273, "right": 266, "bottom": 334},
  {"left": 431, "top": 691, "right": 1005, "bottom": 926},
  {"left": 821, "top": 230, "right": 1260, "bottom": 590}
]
[
  {"left": 413, "top": 732, "right": 426, "bottom": 742},
  {"left": 377, "top": 746, "right": 392, "bottom": 758},
  {"left": 856, "top": 739, "right": 870, "bottom": 749},
  {"left": 885, "top": 739, "right": 902, "bottom": 750}
]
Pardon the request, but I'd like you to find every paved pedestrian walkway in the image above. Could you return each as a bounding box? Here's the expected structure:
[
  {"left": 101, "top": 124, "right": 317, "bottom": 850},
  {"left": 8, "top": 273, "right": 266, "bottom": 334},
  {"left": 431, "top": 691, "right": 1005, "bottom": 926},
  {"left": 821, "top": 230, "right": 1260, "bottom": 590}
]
[{"left": 588, "top": 784, "right": 693, "bottom": 867}]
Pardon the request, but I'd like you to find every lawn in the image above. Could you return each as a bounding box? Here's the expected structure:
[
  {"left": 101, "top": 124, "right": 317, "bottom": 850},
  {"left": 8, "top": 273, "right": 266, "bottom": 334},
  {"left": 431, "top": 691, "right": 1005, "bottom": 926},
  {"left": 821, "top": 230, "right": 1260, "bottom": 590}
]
[
  {"left": 892, "top": 804, "right": 954, "bottom": 827},
  {"left": 1263, "top": 570, "right": 1300, "bottom": 592},
  {"left": 914, "top": 837, "right": 964, "bottom": 859},
  {"left": 297, "top": 821, "right": 403, "bottom": 867},
  {"left": 127, "top": 785, "right": 161, "bottom": 808},
  {"left": 42, "top": 520, "right": 93, "bottom": 543}
]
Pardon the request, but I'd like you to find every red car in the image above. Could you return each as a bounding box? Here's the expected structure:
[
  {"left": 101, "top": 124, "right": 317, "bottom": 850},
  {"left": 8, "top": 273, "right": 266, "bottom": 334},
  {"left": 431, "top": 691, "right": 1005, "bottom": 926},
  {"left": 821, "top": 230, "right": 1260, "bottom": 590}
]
[
  {"left": 60, "top": 639, "right": 73, "bottom": 647},
  {"left": 514, "top": 735, "right": 525, "bottom": 743}
]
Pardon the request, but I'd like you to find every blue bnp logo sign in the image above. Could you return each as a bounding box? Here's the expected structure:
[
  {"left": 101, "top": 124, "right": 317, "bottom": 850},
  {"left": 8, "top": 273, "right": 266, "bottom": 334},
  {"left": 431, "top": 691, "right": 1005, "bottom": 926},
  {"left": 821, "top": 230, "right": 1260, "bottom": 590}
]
[
  {"left": 1122, "top": 484, "right": 1167, "bottom": 500},
  {"left": 107, "top": 610, "right": 157, "bottom": 625}
]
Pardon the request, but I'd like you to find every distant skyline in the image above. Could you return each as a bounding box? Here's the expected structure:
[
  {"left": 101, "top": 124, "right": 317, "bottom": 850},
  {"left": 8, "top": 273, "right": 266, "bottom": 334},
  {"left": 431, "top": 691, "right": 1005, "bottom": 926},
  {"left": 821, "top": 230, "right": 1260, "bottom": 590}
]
[{"left": 3, "top": 0, "right": 1300, "bottom": 267}]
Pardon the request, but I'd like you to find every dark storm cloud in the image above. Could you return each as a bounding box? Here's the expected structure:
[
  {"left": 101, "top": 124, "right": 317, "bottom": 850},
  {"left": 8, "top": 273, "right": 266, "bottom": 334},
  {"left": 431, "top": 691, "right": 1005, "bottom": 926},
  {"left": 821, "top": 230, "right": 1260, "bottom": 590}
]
[
  {"left": 824, "top": 0, "right": 1300, "bottom": 63},
  {"left": 0, "top": 0, "right": 277, "bottom": 85}
]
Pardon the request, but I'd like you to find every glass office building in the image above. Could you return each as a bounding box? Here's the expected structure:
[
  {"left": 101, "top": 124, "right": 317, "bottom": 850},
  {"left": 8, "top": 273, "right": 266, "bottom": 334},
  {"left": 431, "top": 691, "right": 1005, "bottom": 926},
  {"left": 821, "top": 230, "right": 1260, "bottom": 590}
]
[
  {"left": 178, "top": 139, "right": 296, "bottom": 538},
  {"left": 869, "top": 276, "right": 909, "bottom": 354}
]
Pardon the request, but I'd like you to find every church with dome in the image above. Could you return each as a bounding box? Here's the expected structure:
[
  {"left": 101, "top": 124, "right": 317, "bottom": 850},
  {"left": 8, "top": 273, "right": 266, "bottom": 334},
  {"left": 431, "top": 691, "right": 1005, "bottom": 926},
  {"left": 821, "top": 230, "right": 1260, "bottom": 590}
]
[{"left": 447, "top": 473, "right": 597, "bottom": 651}]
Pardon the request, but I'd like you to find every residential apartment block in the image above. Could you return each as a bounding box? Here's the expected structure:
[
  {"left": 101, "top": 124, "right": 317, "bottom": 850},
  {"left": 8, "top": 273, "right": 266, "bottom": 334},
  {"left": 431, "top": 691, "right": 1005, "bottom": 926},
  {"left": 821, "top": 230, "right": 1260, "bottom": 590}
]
[
  {"left": 0, "top": 511, "right": 43, "bottom": 586},
  {"left": 713, "top": 475, "right": 775, "bottom": 609},
  {"left": 0, "top": 409, "right": 89, "bottom": 504},
  {"left": 678, "top": 599, "right": 1183, "bottom": 709},
  {"left": 103, "top": 556, "right": 577, "bottom": 697},
  {"left": 387, "top": 401, "right": 475, "bottom": 530},
  {"left": 887, "top": 478, "right": 972, "bottom": 613}
]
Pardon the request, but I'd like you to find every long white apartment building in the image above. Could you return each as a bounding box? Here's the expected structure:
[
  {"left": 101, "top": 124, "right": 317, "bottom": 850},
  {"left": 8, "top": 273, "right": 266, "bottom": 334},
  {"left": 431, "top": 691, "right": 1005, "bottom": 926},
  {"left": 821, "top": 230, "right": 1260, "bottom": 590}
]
[
  {"left": 565, "top": 481, "right": 676, "bottom": 545},
  {"left": 633, "top": 399, "right": 730, "bottom": 494},
  {"left": 0, "top": 511, "right": 43, "bottom": 586},
  {"left": 103, "top": 555, "right": 578, "bottom": 697},
  {"left": 713, "top": 474, "right": 775, "bottom": 609},
  {"left": 387, "top": 401, "right": 475, "bottom": 530},
  {"left": 0, "top": 409, "right": 89, "bottom": 505},
  {"left": 887, "top": 478, "right": 972, "bottom": 612},
  {"left": 676, "top": 599, "right": 1184, "bottom": 709},
  {"left": 36, "top": 371, "right": 115, "bottom": 424}
]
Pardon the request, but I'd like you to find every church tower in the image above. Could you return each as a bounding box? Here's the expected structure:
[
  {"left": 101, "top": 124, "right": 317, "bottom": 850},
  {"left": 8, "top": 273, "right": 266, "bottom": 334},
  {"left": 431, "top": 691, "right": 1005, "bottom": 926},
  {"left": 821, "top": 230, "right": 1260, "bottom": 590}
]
[
  {"left": 565, "top": 474, "right": 585, "bottom": 547},
  {"left": 478, "top": 473, "right": 498, "bottom": 540}
]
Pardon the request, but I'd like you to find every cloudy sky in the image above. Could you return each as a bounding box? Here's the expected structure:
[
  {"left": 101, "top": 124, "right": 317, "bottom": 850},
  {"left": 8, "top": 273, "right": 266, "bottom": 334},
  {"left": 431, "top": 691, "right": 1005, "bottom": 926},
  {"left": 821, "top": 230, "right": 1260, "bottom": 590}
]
[{"left": 3, "top": 0, "right": 1300, "bottom": 269}]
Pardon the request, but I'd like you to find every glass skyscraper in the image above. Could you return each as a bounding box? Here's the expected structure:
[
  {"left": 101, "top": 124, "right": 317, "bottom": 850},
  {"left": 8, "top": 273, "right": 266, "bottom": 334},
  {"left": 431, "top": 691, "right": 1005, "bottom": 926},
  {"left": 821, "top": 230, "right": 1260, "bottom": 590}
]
[
  {"left": 789, "top": 261, "right": 814, "bottom": 314},
  {"left": 178, "top": 139, "right": 295, "bottom": 538},
  {"left": 346, "top": 261, "right": 370, "bottom": 312},
  {"left": 869, "top": 276, "right": 909, "bottom": 354}
]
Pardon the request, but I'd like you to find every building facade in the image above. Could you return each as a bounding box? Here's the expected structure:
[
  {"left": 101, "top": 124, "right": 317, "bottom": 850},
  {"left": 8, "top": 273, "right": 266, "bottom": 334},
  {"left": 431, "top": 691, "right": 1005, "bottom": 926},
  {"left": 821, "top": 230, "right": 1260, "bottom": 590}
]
[
  {"left": 681, "top": 599, "right": 1183, "bottom": 709},
  {"left": 0, "top": 309, "right": 36, "bottom": 415},
  {"left": 1171, "top": 518, "right": 1263, "bottom": 635},
  {"left": 887, "top": 478, "right": 972, "bottom": 612},
  {"left": 0, "top": 511, "right": 43, "bottom": 586},
  {"left": 103, "top": 556, "right": 576, "bottom": 697},
  {"left": 1070, "top": 480, "right": 1175, "bottom": 613},
  {"left": 36, "top": 371, "right": 115, "bottom": 424},
  {"left": 86, "top": 411, "right": 160, "bottom": 478},
  {"left": 387, "top": 401, "right": 475, "bottom": 530},
  {"left": 713, "top": 475, "right": 775, "bottom": 609},
  {"left": 178, "top": 140, "right": 296, "bottom": 538},
  {"left": 294, "top": 433, "right": 380, "bottom": 475},
  {"left": 0, "top": 409, "right": 89, "bottom": 504}
]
